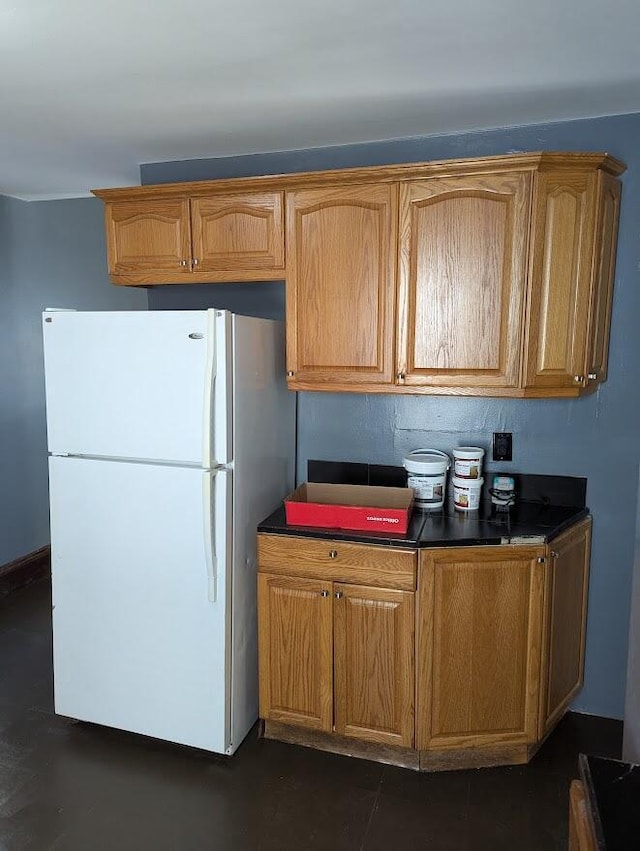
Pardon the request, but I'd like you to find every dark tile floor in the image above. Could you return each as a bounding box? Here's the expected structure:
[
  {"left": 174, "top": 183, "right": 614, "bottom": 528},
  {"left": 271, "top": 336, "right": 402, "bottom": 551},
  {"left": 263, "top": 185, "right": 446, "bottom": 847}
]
[{"left": 0, "top": 580, "right": 623, "bottom": 851}]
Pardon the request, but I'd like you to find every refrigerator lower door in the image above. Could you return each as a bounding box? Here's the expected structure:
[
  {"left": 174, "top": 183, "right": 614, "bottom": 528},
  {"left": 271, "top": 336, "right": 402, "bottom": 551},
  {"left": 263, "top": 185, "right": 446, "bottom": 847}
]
[{"left": 49, "top": 456, "right": 231, "bottom": 753}]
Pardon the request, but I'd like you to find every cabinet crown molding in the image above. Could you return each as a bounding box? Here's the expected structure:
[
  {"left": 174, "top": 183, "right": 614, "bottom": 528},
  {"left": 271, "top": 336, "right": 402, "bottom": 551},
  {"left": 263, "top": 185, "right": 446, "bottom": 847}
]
[{"left": 91, "top": 152, "right": 626, "bottom": 201}]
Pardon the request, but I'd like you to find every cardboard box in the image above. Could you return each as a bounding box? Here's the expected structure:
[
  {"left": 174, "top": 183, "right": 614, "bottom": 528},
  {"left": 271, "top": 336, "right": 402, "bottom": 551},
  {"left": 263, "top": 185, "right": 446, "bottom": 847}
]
[{"left": 284, "top": 482, "right": 414, "bottom": 534}]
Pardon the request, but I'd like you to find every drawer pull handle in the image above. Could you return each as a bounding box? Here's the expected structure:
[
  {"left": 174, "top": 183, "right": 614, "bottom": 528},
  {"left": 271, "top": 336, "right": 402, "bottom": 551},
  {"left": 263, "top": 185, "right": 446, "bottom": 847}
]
[{"left": 329, "top": 550, "right": 338, "bottom": 559}]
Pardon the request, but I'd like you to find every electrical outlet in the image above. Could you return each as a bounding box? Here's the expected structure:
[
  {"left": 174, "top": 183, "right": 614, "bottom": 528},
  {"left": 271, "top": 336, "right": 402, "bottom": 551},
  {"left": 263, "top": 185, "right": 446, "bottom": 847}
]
[{"left": 493, "top": 432, "right": 513, "bottom": 462}]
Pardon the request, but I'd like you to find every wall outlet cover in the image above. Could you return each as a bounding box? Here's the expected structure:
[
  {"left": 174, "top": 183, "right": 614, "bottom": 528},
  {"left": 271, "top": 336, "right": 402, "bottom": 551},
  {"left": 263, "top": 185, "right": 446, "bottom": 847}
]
[{"left": 493, "top": 432, "right": 513, "bottom": 462}]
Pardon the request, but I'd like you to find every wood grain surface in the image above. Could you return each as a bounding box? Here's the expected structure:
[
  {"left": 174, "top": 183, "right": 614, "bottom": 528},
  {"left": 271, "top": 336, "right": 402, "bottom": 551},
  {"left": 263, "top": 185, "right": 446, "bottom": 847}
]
[
  {"left": 105, "top": 199, "right": 191, "bottom": 275},
  {"left": 333, "top": 583, "right": 414, "bottom": 747},
  {"left": 190, "top": 191, "right": 284, "bottom": 272},
  {"left": 257, "top": 534, "right": 416, "bottom": 591},
  {"left": 396, "top": 172, "right": 530, "bottom": 387},
  {"left": 285, "top": 183, "right": 397, "bottom": 385},
  {"left": 258, "top": 573, "right": 332, "bottom": 731},
  {"left": 539, "top": 518, "right": 592, "bottom": 736},
  {"left": 417, "top": 546, "right": 545, "bottom": 750},
  {"left": 586, "top": 173, "right": 621, "bottom": 387}
]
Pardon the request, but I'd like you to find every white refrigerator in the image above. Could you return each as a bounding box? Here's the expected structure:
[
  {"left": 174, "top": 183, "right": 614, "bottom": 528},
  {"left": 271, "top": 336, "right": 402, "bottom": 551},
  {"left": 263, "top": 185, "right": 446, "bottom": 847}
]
[{"left": 42, "top": 308, "right": 295, "bottom": 755}]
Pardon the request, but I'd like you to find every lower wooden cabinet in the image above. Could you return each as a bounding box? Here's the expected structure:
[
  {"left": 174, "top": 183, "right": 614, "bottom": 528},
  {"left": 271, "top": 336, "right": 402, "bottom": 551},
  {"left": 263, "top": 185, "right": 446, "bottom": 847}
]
[
  {"left": 258, "top": 574, "right": 333, "bottom": 731},
  {"left": 539, "top": 518, "right": 592, "bottom": 736},
  {"left": 258, "top": 571, "right": 415, "bottom": 747},
  {"left": 333, "top": 583, "right": 414, "bottom": 747},
  {"left": 417, "top": 546, "right": 546, "bottom": 751},
  {"left": 258, "top": 523, "right": 591, "bottom": 770}
]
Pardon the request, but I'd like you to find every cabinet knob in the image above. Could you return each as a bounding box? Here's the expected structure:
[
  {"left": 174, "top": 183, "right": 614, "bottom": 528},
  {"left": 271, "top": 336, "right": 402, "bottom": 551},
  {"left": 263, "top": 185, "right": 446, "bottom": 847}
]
[
  {"left": 536, "top": 557, "right": 546, "bottom": 564},
  {"left": 192, "top": 258, "right": 199, "bottom": 267},
  {"left": 397, "top": 372, "right": 406, "bottom": 381},
  {"left": 328, "top": 550, "right": 338, "bottom": 559},
  {"left": 320, "top": 590, "right": 330, "bottom": 597},
  {"left": 573, "top": 375, "right": 585, "bottom": 384},
  {"left": 334, "top": 591, "right": 343, "bottom": 599},
  {"left": 179, "top": 259, "right": 188, "bottom": 267},
  {"left": 551, "top": 550, "right": 559, "bottom": 559},
  {"left": 588, "top": 372, "right": 598, "bottom": 381},
  {"left": 286, "top": 371, "right": 295, "bottom": 377}
]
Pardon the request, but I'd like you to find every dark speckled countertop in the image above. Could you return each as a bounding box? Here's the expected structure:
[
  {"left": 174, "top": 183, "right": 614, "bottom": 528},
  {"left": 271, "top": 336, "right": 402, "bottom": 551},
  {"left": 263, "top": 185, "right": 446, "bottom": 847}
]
[
  {"left": 258, "top": 462, "right": 588, "bottom": 548},
  {"left": 580, "top": 753, "right": 640, "bottom": 850}
]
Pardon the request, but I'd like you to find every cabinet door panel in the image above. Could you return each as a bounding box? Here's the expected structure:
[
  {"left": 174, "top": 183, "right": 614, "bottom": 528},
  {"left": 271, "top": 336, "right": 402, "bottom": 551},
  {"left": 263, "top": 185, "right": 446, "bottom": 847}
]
[
  {"left": 540, "top": 519, "right": 591, "bottom": 735},
  {"left": 258, "top": 574, "right": 332, "bottom": 731},
  {"left": 191, "top": 192, "right": 284, "bottom": 272},
  {"left": 286, "top": 184, "right": 397, "bottom": 387},
  {"left": 334, "top": 584, "right": 414, "bottom": 747},
  {"left": 525, "top": 172, "right": 598, "bottom": 389},
  {"left": 105, "top": 199, "right": 191, "bottom": 276},
  {"left": 586, "top": 175, "right": 621, "bottom": 388},
  {"left": 397, "top": 173, "right": 530, "bottom": 387},
  {"left": 418, "top": 547, "right": 545, "bottom": 749}
]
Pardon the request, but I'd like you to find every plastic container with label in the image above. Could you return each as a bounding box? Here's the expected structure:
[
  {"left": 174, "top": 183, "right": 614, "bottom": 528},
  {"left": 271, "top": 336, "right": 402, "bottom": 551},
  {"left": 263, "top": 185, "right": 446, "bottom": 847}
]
[
  {"left": 403, "top": 449, "right": 451, "bottom": 509},
  {"left": 490, "top": 475, "right": 516, "bottom": 512},
  {"left": 452, "top": 476, "right": 484, "bottom": 511},
  {"left": 452, "top": 446, "right": 485, "bottom": 480}
]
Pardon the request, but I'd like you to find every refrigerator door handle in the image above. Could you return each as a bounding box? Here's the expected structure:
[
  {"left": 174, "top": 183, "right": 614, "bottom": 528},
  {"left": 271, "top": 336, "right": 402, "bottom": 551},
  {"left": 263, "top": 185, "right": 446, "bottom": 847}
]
[
  {"left": 202, "top": 310, "right": 217, "bottom": 469},
  {"left": 203, "top": 471, "right": 217, "bottom": 602}
]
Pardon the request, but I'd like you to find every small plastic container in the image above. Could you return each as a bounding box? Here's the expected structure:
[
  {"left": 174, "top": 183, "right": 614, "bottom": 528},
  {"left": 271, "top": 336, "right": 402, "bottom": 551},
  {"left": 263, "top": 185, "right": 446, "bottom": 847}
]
[
  {"left": 452, "top": 476, "right": 484, "bottom": 511},
  {"left": 403, "top": 449, "right": 451, "bottom": 510},
  {"left": 490, "top": 475, "right": 516, "bottom": 512},
  {"left": 452, "top": 446, "right": 485, "bottom": 480}
]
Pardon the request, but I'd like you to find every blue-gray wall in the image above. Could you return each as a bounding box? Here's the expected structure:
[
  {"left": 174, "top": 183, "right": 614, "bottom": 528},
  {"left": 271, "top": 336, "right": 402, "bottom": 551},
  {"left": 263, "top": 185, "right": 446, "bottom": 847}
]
[
  {"left": 0, "top": 196, "right": 146, "bottom": 567},
  {"left": 145, "top": 112, "right": 640, "bottom": 719}
]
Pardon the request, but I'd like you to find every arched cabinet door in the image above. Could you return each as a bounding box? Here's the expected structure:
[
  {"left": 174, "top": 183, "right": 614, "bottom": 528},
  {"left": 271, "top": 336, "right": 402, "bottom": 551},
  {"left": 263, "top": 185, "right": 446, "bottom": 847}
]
[
  {"left": 105, "top": 199, "right": 192, "bottom": 277},
  {"left": 285, "top": 184, "right": 398, "bottom": 390},
  {"left": 396, "top": 172, "right": 531, "bottom": 389},
  {"left": 524, "top": 171, "right": 599, "bottom": 391},
  {"left": 190, "top": 192, "right": 284, "bottom": 274}
]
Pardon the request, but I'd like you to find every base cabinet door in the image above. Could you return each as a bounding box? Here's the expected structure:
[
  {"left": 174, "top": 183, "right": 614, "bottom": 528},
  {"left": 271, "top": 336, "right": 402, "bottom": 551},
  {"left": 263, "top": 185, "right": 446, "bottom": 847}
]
[
  {"left": 333, "top": 583, "right": 414, "bottom": 747},
  {"left": 258, "top": 574, "right": 333, "bottom": 731},
  {"left": 417, "top": 547, "right": 545, "bottom": 750},
  {"left": 540, "top": 518, "right": 592, "bottom": 736}
]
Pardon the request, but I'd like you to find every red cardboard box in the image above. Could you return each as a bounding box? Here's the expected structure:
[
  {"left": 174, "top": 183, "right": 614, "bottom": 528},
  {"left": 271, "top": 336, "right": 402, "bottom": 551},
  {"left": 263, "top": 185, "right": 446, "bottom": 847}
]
[{"left": 284, "top": 482, "right": 414, "bottom": 534}]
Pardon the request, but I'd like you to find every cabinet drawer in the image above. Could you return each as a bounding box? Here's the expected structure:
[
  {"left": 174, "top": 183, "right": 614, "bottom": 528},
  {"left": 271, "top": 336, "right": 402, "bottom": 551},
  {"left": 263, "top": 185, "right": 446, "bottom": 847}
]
[{"left": 257, "top": 534, "right": 416, "bottom": 590}]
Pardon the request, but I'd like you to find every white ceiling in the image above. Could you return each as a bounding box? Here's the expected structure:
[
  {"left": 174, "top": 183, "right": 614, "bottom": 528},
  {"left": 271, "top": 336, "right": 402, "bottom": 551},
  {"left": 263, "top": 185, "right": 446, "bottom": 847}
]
[{"left": 1, "top": 0, "right": 639, "bottom": 200}]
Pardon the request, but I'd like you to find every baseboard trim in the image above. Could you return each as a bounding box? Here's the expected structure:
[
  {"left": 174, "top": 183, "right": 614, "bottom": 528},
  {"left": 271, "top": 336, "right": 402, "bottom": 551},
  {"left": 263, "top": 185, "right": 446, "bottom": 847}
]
[{"left": 0, "top": 545, "right": 51, "bottom": 598}]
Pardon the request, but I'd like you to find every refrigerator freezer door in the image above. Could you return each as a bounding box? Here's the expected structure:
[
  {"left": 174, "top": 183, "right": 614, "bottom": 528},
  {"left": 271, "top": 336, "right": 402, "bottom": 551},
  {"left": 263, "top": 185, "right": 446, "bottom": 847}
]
[
  {"left": 49, "top": 456, "right": 232, "bottom": 753},
  {"left": 43, "top": 310, "right": 229, "bottom": 466}
]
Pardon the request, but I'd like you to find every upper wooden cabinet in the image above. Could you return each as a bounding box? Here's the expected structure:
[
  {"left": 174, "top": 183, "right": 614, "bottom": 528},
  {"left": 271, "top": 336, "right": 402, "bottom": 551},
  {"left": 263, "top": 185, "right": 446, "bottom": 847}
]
[
  {"left": 105, "top": 199, "right": 193, "bottom": 279},
  {"left": 94, "top": 188, "right": 285, "bottom": 285},
  {"left": 94, "top": 152, "right": 624, "bottom": 396},
  {"left": 523, "top": 170, "right": 621, "bottom": 394},
  {"left": 396, "top": 172, "right": 531, "bottom": 389},
  {"left": 285, "top": 184, "right": 397, "bottom": 387}
]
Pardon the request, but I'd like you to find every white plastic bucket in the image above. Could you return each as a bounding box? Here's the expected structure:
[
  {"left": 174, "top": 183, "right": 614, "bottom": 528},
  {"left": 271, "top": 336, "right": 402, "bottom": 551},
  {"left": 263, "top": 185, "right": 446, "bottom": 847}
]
[
  {"left": 452, "top": 476, "right": 484, "bottom": 511},
  {"left": 452, "top": 446, "right": 485, "bottom": 480},
  {"left": 403, "top": 449, "right": 451, "bottom": 509}
]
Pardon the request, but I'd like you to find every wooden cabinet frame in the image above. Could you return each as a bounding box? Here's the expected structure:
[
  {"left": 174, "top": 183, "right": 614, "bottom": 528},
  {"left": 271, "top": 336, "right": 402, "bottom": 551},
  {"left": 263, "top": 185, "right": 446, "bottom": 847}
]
[
  {"left": 94, "top": 152, "right": 624, "bottom": 396},
  {"left": 417, "top": 546, "right": 546, "bottom": 753},
  {"left": 258, "top": 524, "right": 592, "bottom": 771},
  {"left": 98, "top": 191, "right": 285, "bottom": 285}
]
